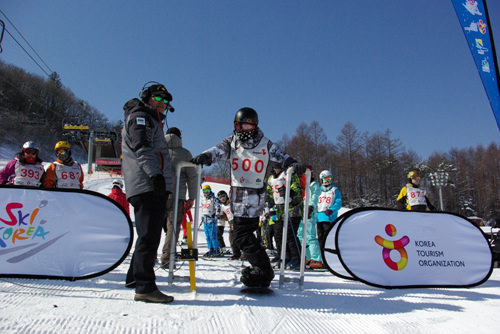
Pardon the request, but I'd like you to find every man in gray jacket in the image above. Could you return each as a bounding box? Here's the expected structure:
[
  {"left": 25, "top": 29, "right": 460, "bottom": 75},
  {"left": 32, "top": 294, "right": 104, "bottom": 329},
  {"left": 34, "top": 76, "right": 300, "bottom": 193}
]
[
  {"left": 160, "top": 127, "right": 198, "bottom": 267},
  {"left": 122, "top": 82, "right": 175, "bottom": 304}
]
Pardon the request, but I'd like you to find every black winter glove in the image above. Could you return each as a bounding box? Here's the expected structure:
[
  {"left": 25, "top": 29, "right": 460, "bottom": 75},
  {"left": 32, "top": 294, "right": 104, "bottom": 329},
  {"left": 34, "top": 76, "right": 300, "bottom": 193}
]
[
  {"left": 191, "top": 153, "right": 212, "bottom": 166},
  {"left": 278, "top": 186, "right": 287, "bottom": 198},
  {"left": 307, "top": 205, "right": 314, "bottom": 219},
  {"left": 151, "top": 174, "right": 167, "bottom": 197},
  {"left": 293, "top": 163, "right": 307, "bottom": 176}
]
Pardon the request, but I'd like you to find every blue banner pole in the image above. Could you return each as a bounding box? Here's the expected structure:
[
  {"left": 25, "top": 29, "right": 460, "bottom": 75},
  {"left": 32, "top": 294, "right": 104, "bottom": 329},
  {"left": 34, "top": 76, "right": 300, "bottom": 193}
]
[{"left": 451, "top": 0, "right": 500, "bottom": 130}]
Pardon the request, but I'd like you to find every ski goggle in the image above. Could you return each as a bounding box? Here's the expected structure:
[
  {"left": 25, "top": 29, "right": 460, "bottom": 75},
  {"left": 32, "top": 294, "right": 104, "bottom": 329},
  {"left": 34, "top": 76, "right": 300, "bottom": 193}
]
[
  {"left": 153, "top": 95, "right": 170, "bottom": 104},
  {"left": 321, "top": 175, "right": 332, "bottom": 183},
  {"left": 56, "top": 148, "right": 69, "bottom": 155},
  {"left": 234, "top": 122, "right": 256, "bottom": 132},
  {"left": 24, "top": 149, "right": 38, "bottom": 155},
  {"left": 218, "top": 194, "right": 227, "bottom": 200},
  {"left": 203, "top": 188, "right": 211, "bottom": 193}
]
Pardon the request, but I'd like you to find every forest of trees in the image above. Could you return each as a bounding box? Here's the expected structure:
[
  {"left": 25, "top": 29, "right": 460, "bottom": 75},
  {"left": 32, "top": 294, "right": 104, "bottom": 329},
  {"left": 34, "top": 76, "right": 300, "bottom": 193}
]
[
  {"left": 1, "top": 59, "right": 499, "bottom": 221},
  {"left": 277, "top": 121, "right": 500, "bottom": 221},
  {"left": 0, "top": 60, "right": 121, "bottom": 158}
]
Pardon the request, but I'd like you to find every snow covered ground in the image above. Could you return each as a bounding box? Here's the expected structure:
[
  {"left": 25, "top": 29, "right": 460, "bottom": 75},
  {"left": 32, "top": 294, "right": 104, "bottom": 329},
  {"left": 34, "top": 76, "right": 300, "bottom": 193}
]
[{"left": 1, "top": 147, "right": 500, "bottom": 333}]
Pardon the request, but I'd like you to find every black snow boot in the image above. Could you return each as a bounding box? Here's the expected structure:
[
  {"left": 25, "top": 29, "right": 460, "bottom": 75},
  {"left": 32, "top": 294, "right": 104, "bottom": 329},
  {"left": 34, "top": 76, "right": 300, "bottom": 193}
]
[{"left": 240, "top": 265, "right": 274, "bottom": 288}]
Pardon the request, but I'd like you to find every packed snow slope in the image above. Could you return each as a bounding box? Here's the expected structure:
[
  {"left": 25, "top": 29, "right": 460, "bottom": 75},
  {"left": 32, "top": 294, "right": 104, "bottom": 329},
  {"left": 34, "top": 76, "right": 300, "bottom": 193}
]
[{"left": 1, "top": 147, "right": 500, "bottom": 333}]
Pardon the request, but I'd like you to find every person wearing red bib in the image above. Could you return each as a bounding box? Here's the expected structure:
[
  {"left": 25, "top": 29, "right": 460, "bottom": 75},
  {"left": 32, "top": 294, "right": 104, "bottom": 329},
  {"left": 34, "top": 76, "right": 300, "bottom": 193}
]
[
  {"left": 0, "top": 141, "right": 45, "bottom": 187},
  {"left": 42, "top": 141, "right": 84, "bottom": 189},
  {"left": 396, "top": 170, "right": 435, "bottom": 212},
  {"left": 191, "top": 107, "right": 307, "bottom": 288}
]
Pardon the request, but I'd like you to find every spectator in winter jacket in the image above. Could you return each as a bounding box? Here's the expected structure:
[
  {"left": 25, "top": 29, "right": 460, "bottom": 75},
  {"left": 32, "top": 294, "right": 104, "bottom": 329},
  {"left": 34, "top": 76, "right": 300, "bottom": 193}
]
[
  {"left": 42, "top": 141, "right": 84, "bottom": 189},
  {"left": 316, "top": 170, "right": 342, "bottom": 245},
  {"left": 191, "top": 107, "right": 307, "bottom": 288},
  {"left": 266, "top": 165, "right": 303, "bottom": 270},
  {"left": 160, "top": 127, "right": 198, "bottom": 268},
  {"left": 107, "top": 179, "right": 130, "bottom": 216},
  {"left": 396, "top": 170, "right": 435, "bottom": 212},
  {"left": 0, "top": 141, "right": 45, "bottom": 187},
  {"left": 122, "top": 82, "right": 174, "bottom": 304}
]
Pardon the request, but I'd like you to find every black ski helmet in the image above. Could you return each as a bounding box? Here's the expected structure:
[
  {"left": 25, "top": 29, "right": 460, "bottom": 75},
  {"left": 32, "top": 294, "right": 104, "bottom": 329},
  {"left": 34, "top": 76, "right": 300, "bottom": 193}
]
[
  {"left": 234, "top": 107, "right": 258, "bottom": 127},
  {"left": 234, "top": 107, "right": 259, "bottom": 141},
  {"left": 217, "top": 190, "right": 228, "bottom": 199}
]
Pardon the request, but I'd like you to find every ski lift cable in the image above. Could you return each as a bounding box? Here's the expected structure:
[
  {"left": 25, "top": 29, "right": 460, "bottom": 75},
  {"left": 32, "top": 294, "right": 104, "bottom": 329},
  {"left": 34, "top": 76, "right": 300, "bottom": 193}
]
[
  {"left": 2, "top": 28, "right": 51, "bottom": 77},
  {"left": 0, "top": 9, "right": 54, "bottom": 76},
  {"left": 0, "top": 20, "right": 5, "bottom": 53}
]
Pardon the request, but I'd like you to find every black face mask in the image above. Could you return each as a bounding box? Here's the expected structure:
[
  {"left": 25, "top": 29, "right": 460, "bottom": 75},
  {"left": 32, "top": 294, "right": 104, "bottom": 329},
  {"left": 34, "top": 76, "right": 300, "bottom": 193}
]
[
  {"left": 234, "top": 128, "right": 258, "bottom": 141},
  {"left": 56, "top": 150, "right": 72, "bottom": 163}
]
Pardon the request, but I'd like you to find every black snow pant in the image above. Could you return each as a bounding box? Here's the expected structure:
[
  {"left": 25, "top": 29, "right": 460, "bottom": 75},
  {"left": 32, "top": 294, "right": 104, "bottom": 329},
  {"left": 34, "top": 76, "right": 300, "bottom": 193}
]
[
  {"left": 316, "top": 221, "right": 331, "bottom": 247},
  {"left": 228, "top": 228, "right": 241, "bottom": 258},
  {"left": 217, "top": 225, "right": 226, "bottom": 248},
  {"left": 233, "top": 217, "right": 272, "bottom": 272},
  {"left": 271, "top": 217, "right": 301, "bottom": 263},
  {"left": 126, "top": 192, "right": 168, "bottom": 294}
]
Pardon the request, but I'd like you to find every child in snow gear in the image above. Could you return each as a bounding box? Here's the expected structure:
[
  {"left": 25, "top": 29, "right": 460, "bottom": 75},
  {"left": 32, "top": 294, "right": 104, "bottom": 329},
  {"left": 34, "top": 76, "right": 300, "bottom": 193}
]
[
  {"left": 215, "top": 190, "right": 231, "bottom": 255},
  {"left": 42, "top": 141, "right": 84, "bottom": 189},
  {"left": 266, "top": 166, "right": 304, "bottom": 270},
  {"left": 0, "top": 141, "right": 45, "bottom": 187},
  {"left": 316, "top": 170, "right": 342, "bottom": 246},
  {"left": 217, "top": 190, "right": 240, "bottom": 260},
  {"left": 107, "top": 179, "right": 130, "bottom": 216},
  {"left": 191, "top": 107, "right": 307, "bottom": 288},
  {"left": 201, "top": 184, "right": 221, "bottom": 257},
  {"left": 396, "top": 170, "right": 436, "bottom": 212},
  {"left": 122, "top": 82, "right": 174, "bottom": 304}
]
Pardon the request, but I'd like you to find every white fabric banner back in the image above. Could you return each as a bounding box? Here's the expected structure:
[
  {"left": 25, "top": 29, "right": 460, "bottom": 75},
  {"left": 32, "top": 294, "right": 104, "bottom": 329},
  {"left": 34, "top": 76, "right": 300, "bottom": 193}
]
[
  {"left": 323, "top": 208, "right": 493, "bottom": 288},
  {"left": 0, "top": 186, "right": 133, "bottom": 280}
]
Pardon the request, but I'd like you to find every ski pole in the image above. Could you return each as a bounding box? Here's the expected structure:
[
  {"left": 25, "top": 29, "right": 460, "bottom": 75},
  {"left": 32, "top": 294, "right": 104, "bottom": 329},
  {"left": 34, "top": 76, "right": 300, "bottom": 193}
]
[
  {"left": 299, "top": 168, "right": 311, "bottom": 290},
  {"left": 279, "top": 166, "right": 294, "bottom": 289}
]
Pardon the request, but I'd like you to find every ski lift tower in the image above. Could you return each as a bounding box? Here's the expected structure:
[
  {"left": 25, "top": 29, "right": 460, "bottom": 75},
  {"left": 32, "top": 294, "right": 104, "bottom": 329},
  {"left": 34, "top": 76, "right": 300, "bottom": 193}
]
[{"left": 62, "top": 118, "right": 93, "bottom": 173}]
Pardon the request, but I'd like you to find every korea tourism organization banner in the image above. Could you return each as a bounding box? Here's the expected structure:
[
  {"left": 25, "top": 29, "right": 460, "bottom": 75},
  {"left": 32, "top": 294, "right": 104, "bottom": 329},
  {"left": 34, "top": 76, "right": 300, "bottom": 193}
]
[
  {"left": 0, "top": 185, "right": 133, "bottom": 280},
  {"left": 451, "top": 0, "right": 500, "bottom": 129},
  {"left": 322, "top": 208, "right": 493, "bottom": 288}
]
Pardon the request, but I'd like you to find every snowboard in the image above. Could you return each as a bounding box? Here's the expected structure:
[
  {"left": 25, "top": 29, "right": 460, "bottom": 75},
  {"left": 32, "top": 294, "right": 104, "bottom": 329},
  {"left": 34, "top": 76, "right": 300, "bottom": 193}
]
[{"left": 240, "top": 286, "right": 274, "bottom": 295}]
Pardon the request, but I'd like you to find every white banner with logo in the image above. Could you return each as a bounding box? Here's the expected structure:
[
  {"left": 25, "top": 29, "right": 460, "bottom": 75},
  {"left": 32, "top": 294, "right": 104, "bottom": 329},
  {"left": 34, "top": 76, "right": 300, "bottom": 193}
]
[
  {"left": 322, "top": 208, "right": 493, "bottom": 288},
  {"left": 0, "top": 186, "right": 133, "bottom": 280}
]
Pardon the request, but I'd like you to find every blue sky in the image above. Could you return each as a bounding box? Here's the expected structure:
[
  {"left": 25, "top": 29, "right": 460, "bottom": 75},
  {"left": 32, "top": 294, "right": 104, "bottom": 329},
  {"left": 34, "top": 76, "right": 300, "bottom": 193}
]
[{"left": 1, "top": 0, "right": 499, "bottom": 160}]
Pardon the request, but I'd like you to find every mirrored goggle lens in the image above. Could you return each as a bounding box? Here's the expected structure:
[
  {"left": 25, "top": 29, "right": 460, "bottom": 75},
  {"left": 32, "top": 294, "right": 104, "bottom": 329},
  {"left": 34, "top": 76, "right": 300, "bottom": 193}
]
[
  {"left": 153, "top": 95, "right": 169, "bottom": 104},
  {"left": 234, "top": 122, "right": 256, "bottom": 132}
]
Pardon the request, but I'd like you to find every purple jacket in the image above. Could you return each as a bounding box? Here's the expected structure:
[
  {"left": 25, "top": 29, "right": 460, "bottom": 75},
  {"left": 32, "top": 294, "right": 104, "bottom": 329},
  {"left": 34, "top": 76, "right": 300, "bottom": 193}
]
[{"left": 0, "top": 159, "right": 17, "bottom": 184}]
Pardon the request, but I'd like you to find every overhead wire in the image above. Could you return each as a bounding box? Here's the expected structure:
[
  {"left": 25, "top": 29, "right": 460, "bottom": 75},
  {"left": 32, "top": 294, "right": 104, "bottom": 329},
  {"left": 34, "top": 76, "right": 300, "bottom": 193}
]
[{"left": 0, "top": 9, "right": 54, "bottom": 78}]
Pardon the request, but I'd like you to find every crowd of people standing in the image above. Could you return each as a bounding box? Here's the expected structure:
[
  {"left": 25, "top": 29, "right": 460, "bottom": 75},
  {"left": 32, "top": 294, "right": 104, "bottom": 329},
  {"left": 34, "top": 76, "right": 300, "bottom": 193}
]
[{"left": 1, "top": 80, "right": 436, "bottom": 304}]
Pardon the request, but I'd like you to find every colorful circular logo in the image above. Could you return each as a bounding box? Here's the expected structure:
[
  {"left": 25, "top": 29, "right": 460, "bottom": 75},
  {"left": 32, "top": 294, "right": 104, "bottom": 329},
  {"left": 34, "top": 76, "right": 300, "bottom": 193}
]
[{"left": 374, "top": 224, "right": 410, "bottom": 271}]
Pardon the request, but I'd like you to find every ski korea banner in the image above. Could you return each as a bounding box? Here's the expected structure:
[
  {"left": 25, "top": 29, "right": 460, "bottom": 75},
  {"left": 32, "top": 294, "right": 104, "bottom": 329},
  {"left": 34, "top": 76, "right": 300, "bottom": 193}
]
[
  {"left": 322, "top": 208, "right": 493, "bottom": 288},
  {"left": 0, "top": 185, "right": 133, "bottom": 280},
  {"left": 451, "top": 0, "right": 500, "bottom": 130}
]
